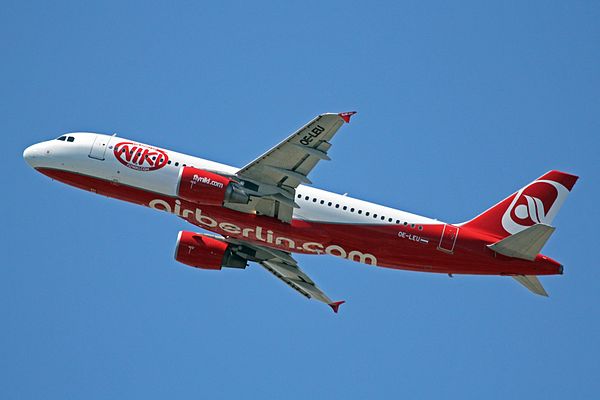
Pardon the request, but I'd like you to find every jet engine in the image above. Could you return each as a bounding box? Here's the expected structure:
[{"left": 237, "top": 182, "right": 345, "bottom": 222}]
[
  {"left": 177, "top": 167, "right": 249, "bottom": 206},
  {"left": 174, "top": 231, "right": 247, "bottom": 270}
]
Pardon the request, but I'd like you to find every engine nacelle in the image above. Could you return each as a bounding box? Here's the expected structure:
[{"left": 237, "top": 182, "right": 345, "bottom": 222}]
[
  {"left": 177, "top": 167, "right": 249, "bottom": 206},
  {"left": 174, "top": 231, "right": 247, "bottom": 270}
]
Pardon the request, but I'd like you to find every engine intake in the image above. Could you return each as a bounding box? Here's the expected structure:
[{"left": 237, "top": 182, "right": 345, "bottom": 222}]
[
  {"left": 177, "top": 167, "right": 249, "bottom": 206},
  {"left": 174, "top": 231, "right": 247, "bottom": 270}
]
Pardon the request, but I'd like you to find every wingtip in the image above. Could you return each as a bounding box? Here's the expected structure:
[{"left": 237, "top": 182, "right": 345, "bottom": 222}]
[
  {"left": 338, "top": 111, "right": 357, "bottom": 123},
  {"left": 328, "top": 300, "right": 345, "bottom": 313}
]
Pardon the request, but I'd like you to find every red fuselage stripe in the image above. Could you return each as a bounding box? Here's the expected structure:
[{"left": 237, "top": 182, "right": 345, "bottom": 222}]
[{"left": 37, "top": 167, "right": 562, "bottom": 276}]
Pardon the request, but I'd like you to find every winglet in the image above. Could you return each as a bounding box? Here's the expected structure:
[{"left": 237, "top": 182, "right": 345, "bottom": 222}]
[
  {"left": 328, "top": 300, "right": 345, "bottom": 313},
  {"left": 338, "top": 111, "right": 357, "bottom": 123}
]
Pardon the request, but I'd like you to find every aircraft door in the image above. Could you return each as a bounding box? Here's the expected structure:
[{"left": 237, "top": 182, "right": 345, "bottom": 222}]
[
  {"left": 89, "top": 134, "right": 112, "bottom": 160},
  {"left": 438, "top": 224, "right": 459, "bottom": 254}
]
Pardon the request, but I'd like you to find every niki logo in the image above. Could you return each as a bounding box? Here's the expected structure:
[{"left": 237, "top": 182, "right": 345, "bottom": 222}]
[
  {"left": 113, "top": 142, "right": 169, "bottom": 171},
  {"left": 501, "top": 179, "right": 568, "bottom": 235}
]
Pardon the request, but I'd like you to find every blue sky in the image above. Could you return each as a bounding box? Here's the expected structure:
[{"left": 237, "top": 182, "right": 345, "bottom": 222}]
[{"left": 2, "top": 1, "right": 599, "bottom": 398}]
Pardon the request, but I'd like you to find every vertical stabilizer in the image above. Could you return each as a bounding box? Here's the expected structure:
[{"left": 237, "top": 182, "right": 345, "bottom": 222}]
[{"left": 462, "top": 170, "right": 578, "bottom": 239}]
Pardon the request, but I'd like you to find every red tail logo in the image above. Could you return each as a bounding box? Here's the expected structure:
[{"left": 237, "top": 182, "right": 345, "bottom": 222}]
[
  {"left": 462, "top": 170, "right": 578, "bottom": 238},
  {"left": 501, "top": 179, "right": 568, "bottom": 234},
  {"left": 114, "top": 142, "right": 169, "bottom": 171}
]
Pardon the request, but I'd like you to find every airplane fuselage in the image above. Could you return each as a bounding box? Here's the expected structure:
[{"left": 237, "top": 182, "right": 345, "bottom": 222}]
[{"left": 23, "top": 132, "right": 563, "bottom": 277}]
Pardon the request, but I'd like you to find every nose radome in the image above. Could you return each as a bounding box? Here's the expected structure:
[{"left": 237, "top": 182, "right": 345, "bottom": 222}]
[
  {"left": 23, "top": 143, "right": 44, "bottom": 167},
  {"left": 23, "top": 145, "right": 35, "bottom": 166}
]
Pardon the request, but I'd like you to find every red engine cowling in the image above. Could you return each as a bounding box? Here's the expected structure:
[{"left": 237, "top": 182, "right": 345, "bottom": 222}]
[
  {"left": 174, "top": 231, "right": 247, "bottom": 270},
  {"left": 177, "top": 167, "right": 249, "bottom": 206}
]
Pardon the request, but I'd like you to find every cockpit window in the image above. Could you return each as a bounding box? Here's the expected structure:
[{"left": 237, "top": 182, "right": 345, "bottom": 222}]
[
  {"left": 67, "top": 136, "right": 75, "bottom": 142},
  {"left": 57, "top": 136, "right": 66, "bottom": 141}
]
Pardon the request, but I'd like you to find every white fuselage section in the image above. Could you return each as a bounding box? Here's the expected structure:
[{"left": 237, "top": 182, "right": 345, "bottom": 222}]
[{"left": 24, "top": 132, "right": 439, "bottom": 227}]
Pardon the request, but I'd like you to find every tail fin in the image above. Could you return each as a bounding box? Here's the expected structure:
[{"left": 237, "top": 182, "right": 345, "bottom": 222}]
[{"left": 462, "top": 170, "right": 578, "bottom": 239}]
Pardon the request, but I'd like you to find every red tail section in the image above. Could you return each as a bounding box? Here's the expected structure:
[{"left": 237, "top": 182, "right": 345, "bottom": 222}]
[{"left": 461, "top": 170, "right": 578, "bottom": 239}]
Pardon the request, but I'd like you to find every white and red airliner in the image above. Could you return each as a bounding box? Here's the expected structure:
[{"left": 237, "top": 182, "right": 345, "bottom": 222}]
[{"left": 23, "top": 112, "right": 578, "bottom": 312}]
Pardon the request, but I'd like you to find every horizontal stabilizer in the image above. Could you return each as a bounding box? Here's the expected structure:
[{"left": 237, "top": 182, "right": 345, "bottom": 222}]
[
  {"left": 488, "top": 224, "right": 555, "bottom": 261},
  {"left": 512, "top": 275, "right": 548, "bottom": 297}
]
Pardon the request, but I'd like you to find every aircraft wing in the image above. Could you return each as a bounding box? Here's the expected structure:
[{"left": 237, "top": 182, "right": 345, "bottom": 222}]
[
  {"left": 224, "top": 112, "right": 356, "bottom": 223},
  {"left": 225, "top": 238, "right": 345, "bottom": 313},
  {"left": 237, "top": 112, "right": 356, "bottom": 188},
  {"left": 260, "top": 259, "right": 345, "bottom": 313}
]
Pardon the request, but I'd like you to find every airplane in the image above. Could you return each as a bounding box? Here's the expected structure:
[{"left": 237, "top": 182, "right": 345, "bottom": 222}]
[{"left": 23, "top": 112, "right": 578, "bottom": 313}]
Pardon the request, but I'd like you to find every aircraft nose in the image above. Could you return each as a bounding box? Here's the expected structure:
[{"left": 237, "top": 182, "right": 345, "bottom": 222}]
[{"left": 23, "top": 143, "right": 45, "bottom": 167}]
